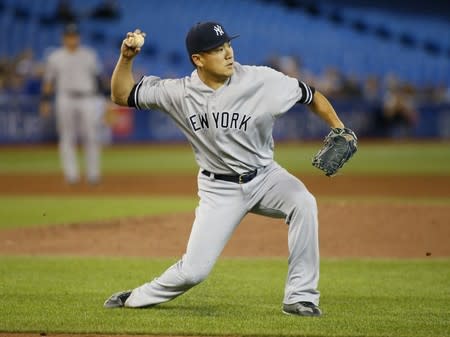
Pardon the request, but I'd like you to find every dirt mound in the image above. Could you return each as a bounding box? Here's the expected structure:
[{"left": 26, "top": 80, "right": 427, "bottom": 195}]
[{"left": 1, "top": 201, "right": 448, "bottom": 258}]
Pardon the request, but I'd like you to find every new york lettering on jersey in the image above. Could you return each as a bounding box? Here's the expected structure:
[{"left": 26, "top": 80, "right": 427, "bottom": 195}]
[{"left": 188, "top": 112, "right": 251, "bottom": 132}]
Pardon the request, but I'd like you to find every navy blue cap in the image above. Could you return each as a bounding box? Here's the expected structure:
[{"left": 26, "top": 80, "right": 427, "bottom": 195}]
[
  {"left": 63, "top": 23, "right": 79, "bottom": 35},
  {"left": 186, "top": 22, "right": 239, "bottom": 56}
]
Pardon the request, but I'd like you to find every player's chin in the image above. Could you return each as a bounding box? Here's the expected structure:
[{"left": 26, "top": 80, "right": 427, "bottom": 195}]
[{"left": 223, "top": 66, "right": 234, "bottom": 77}]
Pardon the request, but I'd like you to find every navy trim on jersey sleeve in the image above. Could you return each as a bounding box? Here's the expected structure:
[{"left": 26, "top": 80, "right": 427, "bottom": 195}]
[
  {"left": 127, "top": 76, "right": 145, "bottom": 109},
  {"left": 297, "top": 81, "right": 315, "bottom": 105}
]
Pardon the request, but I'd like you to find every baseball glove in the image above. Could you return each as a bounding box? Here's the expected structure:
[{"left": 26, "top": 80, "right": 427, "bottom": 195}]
[{"left": 312, "top": 127, "right": 358, "bottom": 176}]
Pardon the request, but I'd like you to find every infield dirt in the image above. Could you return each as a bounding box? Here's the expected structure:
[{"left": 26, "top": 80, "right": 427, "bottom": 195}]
[{"left": 1, "top": 173, "right": 449, "bottom": 258}]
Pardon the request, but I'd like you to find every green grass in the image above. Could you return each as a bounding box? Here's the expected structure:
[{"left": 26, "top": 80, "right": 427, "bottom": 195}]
[
  {"left": 1, "top": 142, "right": 449, "bottom": 175},
  {"left": 0, "top": 257, "right": 449, "bottom": 337},
  {"left": 0, "top": 196, "right": 197, "bottom": 229},
  {"left": 274, "top": 142, "right": 450, "bottom": 175},
  {"left": 317, "top": 196, "right": 450, "bottom": 205},
  {"left": 1, "top": 195, "right": 448, "bottom": 229}
]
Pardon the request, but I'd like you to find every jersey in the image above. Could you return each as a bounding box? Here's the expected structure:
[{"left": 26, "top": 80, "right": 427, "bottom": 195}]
[
  {"left": 128, "top": 62, "right": 314, "bottom": 174},
  {"left": 43, "top": 46, "right": 103, "bottom": 184},
  {"left": 44, "top": 46, "right": 100, "bottom": 95}
]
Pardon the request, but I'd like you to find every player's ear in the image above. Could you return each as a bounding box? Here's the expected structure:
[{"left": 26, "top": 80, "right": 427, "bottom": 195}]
[{"left": 191, "top": 54, "right": 203, "bottom": 68}]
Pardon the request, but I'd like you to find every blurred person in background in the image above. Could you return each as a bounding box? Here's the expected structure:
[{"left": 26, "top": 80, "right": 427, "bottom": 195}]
[
  {"left": 315, "top": 67, "right": 344, "bottom": 99},
  {"left": 363, "top": 75, "right": 382, "bottom": 103},
  {"left": 380, "top": 82, "right": 418, "bottom": 137},
  {"left": 15, "top": 48, "right": 44, "bottom": 96},
  {"left": 40, "top": 23, "right": 104, "bottom": 184},
  {"left": 372, "top": 75, "right": 418, "bottom": 137}
]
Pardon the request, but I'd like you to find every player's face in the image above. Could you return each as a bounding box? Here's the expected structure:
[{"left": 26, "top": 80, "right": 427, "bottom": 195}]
[
  {"left": 197, "top": 42, "right": 234, "bottom": 81},
  {"left": 63, "top": 34, "right": 80, "bottom": 51}
]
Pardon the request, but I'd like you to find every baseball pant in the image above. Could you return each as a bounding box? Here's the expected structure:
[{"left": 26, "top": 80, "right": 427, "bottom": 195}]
[
  {"left": 125, "top": 162, "right": 320, "bottom": 307},
  {"left": 56, "top": 94, "right": 101, "bottom": 183}
]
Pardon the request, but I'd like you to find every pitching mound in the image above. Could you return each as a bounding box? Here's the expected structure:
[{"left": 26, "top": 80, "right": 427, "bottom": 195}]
[{"left": 1, "top": 201, "right": 448, "bottom": 258}]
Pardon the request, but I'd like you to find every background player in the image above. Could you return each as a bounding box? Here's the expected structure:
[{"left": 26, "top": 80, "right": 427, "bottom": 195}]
[
  {"left": 40, "top": 23, "right": 103, "bottom": 184},
  {"left": 104, "top": 22, "right": 356, "bottom": 316}
]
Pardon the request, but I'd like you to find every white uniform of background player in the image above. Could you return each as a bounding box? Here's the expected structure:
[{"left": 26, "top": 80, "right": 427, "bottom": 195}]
[
  {"left": 41, "top": 24, "right": 102, "bottom": 184},
  {"left": 105, "top": 22, "right": 347, "bottom": 316}
]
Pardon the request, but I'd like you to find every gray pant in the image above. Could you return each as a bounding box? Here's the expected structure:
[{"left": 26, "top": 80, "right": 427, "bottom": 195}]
[
  {"left": 125, "top": 162, "right": 320, "bottom": 307},
  {"left": 55, "top": 94, "right": 101, "bottom": 182}
]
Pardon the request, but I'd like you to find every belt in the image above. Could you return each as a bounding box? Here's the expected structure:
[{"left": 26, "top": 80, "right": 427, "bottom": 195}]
[{"left": 201, "top": 169, "right": 258, "bottom": 184}]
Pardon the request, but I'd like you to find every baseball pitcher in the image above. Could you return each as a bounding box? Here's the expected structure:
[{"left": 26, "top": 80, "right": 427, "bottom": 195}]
[{"left": 104, "top": 22, "right": 357, "bottom": 316}]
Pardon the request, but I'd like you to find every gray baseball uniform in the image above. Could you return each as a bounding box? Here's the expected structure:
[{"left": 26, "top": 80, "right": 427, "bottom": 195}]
[
  {"left": 44, "top": 46, "right": 102, "bottom": 183},
  {"left": 125, "top": 62, "right": 319, "bottom": 307}
]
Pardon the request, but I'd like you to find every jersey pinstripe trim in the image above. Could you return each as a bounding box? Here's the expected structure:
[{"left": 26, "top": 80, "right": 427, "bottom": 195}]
[
  {"left": 127, "top": 76, "right": 145, "bottom": 109},
  {"left": 297, "top": 81, "right": 315, "bottom": 105}
]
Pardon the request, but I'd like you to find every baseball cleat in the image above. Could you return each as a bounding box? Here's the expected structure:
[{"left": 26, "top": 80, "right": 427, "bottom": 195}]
[
  {"left": 103, "top": 290, "right": 132, "bottom": 308},
  {"left": 282, "top": 302, "right": 322, "bottom": 317}
]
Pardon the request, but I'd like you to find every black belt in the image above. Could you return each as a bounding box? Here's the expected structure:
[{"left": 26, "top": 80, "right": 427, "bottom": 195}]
[{"left": 202, "top": 169, "right": 258, "bottom": 184}]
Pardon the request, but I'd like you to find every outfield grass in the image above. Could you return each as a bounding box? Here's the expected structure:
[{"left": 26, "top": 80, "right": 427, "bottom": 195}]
[
  {"left": 1, "top": 257, "right": 449, "bottom": 337},
  {"left": 1, "top": 142, "right": 449, "bottom": 175},
  {"left": 0, "top": 196, "right": 198, "bottom": 229}
]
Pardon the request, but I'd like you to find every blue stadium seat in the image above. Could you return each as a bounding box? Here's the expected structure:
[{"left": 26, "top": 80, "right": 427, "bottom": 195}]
[{"left": 0, "top": 0, "right": 448, "bottom": 86}]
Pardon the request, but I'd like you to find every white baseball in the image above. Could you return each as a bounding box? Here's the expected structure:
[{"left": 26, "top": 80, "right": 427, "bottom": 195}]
[{"left": 125, "top": 29, "right": 146, "bottom": 48}]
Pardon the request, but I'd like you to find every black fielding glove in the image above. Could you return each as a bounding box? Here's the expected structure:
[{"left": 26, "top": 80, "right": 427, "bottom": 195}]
[{"left": 312, "top": 127, "right": 358, "bottom": 176}]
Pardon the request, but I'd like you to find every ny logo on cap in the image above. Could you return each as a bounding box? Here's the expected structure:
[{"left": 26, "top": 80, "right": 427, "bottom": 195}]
[{"left": 213, "top": 25, "right": 224, "bottom": 36}]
